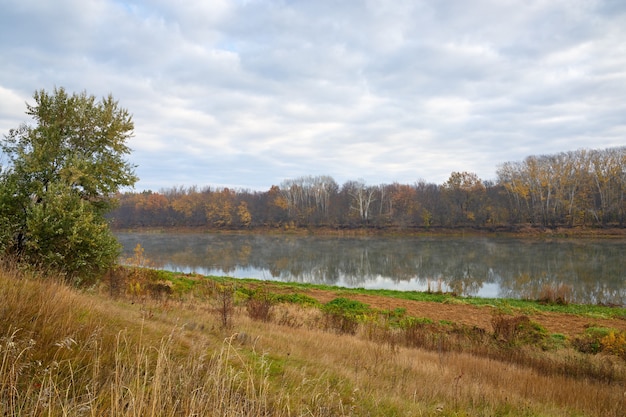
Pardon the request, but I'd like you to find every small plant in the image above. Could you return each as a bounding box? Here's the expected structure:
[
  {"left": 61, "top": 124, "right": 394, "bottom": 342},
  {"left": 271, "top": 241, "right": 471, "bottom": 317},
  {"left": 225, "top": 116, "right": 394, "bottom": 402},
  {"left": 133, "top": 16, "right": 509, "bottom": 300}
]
[
  {"left": 378, "top": 307, "right": 407, "bottom": 327},
  {"left": 246, "top": 287, "right": 276, "bottom": 322},
  {"left": 124, "top": 243, "right": 152, "bottom": 301},
  {"left": 105, "top": 266, "right": 127, "bottom": 297},
  {"left": 146, "top": 281, "right": 173, "bottom": 301},
  {"left": 126, "top": 243, "right": 152, "bottom": 269},
  {"left": 491, "top": 313, "right": 546, "bottom": 346},
  {"left": 274, "top": 292, "right": 319, "bottom": 306},
  {"left": 399, "top": 316, "right": 435, "bottom": 349},
  {"left": 322, "top": 298, "right": 370, "bottom": 335},
  {"left": 545, "top": 333, "right": 567, "bottom": 350},
  {"left": 537, "top": 283, "right": 572, "bottom": 305},
  {"left": 214, "top": 283, "right": 235, "bottom": 329},
  {"left": 572, "top": 326, "right": 614, "bottom": 354},
  {"left": 601, "top": 330, "right": 626, "bottom": 360}
]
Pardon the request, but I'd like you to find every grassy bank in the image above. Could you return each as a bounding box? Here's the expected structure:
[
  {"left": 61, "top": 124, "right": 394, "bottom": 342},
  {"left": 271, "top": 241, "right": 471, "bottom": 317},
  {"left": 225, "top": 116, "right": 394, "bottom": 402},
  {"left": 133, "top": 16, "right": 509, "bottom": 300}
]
[{"left": 2, "top": 264, "right": 626, "bottom": 416}]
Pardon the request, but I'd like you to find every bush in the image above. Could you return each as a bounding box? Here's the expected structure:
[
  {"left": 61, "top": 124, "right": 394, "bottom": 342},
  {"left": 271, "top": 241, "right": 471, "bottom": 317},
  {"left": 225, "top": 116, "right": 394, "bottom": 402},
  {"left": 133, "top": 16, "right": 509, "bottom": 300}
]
[
  {"left": 322, "top": 298, "right": 370, "bottom": 335},
  {"left": 22, "top": 182, "right": 121, "bottom": 284},
  {"left": 491, "top": 313, "right": 546, "bottom": 346},
  {"left": 601, "top": 331, "right": 626, "bottom": 360},
  {"left": 274, "top": 293, "right": 319, "bottom": 307},
  {"left": 537, "top": 283, "right": 572, "bottom": 305},
  {"left": 399, "top": 317, "right": 436, "bottom": 349},
  {"left": 214, "top": 283, "right": 235, "bottom": 329},
  {"left": 246, "top": 287, "right": 275, "bottom": 322},
  {"left": 573, "top": 326, "right": 614, "bottom": 355}
]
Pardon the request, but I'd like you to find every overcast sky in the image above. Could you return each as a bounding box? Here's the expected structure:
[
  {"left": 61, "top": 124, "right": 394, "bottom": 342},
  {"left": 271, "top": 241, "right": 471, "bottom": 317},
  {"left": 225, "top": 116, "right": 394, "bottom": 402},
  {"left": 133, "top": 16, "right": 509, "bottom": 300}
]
[{"left": 1, "top": 0, "right": 625, "bottom": 191}]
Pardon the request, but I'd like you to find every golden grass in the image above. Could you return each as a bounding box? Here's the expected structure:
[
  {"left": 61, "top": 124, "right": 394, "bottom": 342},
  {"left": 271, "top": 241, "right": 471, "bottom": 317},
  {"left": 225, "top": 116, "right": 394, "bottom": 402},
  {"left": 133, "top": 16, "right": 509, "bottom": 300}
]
[{"left": 1, "top": 265, "right": 625, "bottom": 416}]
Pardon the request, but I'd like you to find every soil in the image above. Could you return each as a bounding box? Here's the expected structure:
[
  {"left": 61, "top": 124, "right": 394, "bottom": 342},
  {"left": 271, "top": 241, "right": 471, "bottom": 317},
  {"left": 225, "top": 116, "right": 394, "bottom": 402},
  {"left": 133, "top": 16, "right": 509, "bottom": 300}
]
[{"left": 276, "top": 287, "right": 626, "bottom": 338}]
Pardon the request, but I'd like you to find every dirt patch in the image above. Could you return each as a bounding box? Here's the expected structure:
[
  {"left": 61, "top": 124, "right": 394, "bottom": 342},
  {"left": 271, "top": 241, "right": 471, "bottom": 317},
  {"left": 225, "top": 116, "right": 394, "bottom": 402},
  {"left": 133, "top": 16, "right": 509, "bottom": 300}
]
[{"left": 283, "top": 288, "right": 626, "bottom": 338}]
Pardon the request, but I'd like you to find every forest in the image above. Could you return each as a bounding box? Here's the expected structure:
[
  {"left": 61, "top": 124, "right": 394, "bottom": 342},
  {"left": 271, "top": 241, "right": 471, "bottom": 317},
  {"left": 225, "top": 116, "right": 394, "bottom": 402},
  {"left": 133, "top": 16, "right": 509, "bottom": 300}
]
[{"left": 110, "top": 147, "right": 626, "bottom": 231}]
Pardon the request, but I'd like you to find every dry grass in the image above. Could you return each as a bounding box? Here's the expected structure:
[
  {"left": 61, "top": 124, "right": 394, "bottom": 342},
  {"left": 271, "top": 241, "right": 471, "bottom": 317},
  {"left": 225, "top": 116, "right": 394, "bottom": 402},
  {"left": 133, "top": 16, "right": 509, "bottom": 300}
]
[
  {"left": 536, "top": 283, "right": 574, "bottom": 305},
  {"left": 1, "top": 264, "right": 625, "bottom": 416}
]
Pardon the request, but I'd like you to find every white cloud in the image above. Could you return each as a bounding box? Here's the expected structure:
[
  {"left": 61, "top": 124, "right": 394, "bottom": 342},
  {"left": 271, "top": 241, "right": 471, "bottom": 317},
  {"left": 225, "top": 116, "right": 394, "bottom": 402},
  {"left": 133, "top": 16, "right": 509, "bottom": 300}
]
[
  {"left": 0, "top": 86, "right": 26, "bottom": 125},
  {"left": 1, "top": 0, "right": 625, "bottom": 190}
]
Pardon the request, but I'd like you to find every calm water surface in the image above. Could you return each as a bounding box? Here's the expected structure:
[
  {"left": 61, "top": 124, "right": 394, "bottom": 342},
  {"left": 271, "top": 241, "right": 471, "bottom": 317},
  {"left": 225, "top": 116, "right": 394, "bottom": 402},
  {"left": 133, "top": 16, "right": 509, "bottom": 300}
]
[{"left": 116, "top": 232, "right": 626, "bottom": 305}]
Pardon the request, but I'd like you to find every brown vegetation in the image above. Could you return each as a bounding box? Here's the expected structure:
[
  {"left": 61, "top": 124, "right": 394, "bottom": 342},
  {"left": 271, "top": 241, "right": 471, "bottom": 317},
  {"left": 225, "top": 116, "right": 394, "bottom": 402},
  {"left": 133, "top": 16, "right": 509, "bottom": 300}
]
[{"left": 2, "top": 261, "right": 626, "bottom": 416}]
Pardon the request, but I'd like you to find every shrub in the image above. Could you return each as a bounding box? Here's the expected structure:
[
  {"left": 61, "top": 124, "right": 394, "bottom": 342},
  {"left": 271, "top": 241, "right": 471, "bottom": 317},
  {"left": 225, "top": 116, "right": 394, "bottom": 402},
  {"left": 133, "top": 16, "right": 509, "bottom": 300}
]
[
  {"left": 246, "top": 287, "right": 276, "bottom": 322},
  {"left": 274, "top": 292, "right": 319, "bottom": 307},
  {"left": 105, "top": 266, "right": 128, "bottom": 297},
  {"left": 399, "top": 317, "right": 436, "bottom": 349},
  {"left": 214, "top": 283, "right": 235, "bottom": 329},
  {"left": 491, "top": 313, "right": 546, "bottom": 346},
  {"left": 322, "top": 298, "right": 370, "bottom": 335},
  {"left": 572, "top": 327, "right": 614, "bottom": 354},
  {"left": 601, "top": 331, "right": 626, "bottom": 360},
  {"left": 537, "top": 283, "right": 572, "bottom": 305}
]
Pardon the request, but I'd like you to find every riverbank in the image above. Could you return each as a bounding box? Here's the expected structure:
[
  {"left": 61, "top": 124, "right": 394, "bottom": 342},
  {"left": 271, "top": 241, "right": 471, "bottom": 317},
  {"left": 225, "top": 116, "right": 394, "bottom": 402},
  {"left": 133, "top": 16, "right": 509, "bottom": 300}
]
[
  {"left": 129, "top": 269, "right": 626, "bottom": 339},
  {"left": 115, "top": 229, "right": 626, "bottom": 305},
  {"left": 3, "top": 264, "right": 626, "bottom": 416},
  {"left": 113, "top": 224, "right": 626, "bottom": 239}
]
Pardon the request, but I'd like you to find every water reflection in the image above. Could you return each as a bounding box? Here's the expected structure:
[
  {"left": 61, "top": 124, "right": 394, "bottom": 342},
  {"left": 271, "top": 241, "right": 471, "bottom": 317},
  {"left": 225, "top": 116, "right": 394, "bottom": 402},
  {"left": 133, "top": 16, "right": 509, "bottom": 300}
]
[{"left": 116, "top": 232, "right": 626, "bottom": 305}]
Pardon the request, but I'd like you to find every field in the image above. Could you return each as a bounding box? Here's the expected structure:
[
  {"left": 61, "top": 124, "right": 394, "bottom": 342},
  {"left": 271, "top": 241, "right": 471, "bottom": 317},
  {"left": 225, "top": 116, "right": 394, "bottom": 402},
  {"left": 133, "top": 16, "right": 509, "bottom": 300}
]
[{"left": 1, "top": 262, "right": 626, "bottom": 416}]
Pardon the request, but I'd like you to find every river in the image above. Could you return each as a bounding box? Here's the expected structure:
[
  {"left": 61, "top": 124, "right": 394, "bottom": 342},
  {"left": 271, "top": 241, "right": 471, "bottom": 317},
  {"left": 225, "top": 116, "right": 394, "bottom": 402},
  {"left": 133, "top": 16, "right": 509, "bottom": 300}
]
[{"left": 116, "top": 232, "right": 626, "bottom": 305}]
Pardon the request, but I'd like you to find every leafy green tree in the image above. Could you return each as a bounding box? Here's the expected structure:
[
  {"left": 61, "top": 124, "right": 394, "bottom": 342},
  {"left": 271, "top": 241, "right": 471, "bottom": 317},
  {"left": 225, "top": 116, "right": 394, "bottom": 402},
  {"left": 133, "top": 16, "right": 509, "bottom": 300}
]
[{"left": 0, "top": 87, "right": 137, "bottom": 282}]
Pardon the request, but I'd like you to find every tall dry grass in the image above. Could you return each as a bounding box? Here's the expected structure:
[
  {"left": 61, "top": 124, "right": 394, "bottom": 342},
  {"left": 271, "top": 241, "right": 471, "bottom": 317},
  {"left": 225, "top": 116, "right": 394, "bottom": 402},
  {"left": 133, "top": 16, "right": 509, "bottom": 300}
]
[
  {"left": 0, "top": 265, "right": 354, "bottom": 416},
  {"left": 249, "top": 304, "right": 626, "bottom": 416},
  {"left": 1, "top": 264, "right": 625, "bottom": 416}
]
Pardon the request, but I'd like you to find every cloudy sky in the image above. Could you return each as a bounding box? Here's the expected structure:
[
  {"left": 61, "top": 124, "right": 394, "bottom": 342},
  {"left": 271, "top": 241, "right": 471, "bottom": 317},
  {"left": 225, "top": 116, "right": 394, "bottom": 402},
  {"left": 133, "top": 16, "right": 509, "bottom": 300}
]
[{"left": 1, "top": 0, "right": 625, "bottom": 191}]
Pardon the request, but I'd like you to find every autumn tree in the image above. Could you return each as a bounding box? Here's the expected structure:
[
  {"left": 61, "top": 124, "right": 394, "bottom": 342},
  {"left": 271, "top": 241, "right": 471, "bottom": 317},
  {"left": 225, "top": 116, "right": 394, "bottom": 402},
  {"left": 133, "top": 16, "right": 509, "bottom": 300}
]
[
  {"left": 236, "top": 201, "right": 252, "bottom": 227},
  {"left": 263, "top": 185, "right": 289, "bottom": 226},
  {"left": 132, "top": 191, "right": 171, "bottom": 226},
  {"left": 170, "top": 186, "right": 207, "bottom": 226},
  {"left": 588, "top": 148, "right": 626, "bottom": 225},
  {"left": 343, "top": 180, "right": 377, "bottom": 224},
  {"left": 414, "top": 180, "right": 444, "bottom": 227},
  {"left": 388, "top": 183, "right": 420, "bottom": 227},
  {"left": 497, "top": 161, "right": 531, "bottom": 224},
  {"left": 443, "top": 172, "right": 486, "bottom": 225},
  {"left": 205, "top": 188, "right": 235, "bottom": 227},
  {"left": 497, "top": 147, "right": 626, "bottom": 227},
  {"left": 280, "top": 175, "right": 338, "bottom": 225},
  {"left": 0, "top": 87, "right": 137, "bottom": 282}
]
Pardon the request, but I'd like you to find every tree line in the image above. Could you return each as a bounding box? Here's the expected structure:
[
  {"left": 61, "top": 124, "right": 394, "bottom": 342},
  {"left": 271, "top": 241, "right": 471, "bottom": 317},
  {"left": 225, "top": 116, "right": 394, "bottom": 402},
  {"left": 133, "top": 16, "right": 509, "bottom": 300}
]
[{"left": 111, "top": 147, "right": 626, "bottom": 230}]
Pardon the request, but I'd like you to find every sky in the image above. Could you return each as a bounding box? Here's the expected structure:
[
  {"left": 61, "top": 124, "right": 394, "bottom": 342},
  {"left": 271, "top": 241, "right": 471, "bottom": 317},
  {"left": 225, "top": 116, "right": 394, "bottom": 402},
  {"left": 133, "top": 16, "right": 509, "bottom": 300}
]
[{"left": 1, "top": 0, "right": 625, "bottom": 192}]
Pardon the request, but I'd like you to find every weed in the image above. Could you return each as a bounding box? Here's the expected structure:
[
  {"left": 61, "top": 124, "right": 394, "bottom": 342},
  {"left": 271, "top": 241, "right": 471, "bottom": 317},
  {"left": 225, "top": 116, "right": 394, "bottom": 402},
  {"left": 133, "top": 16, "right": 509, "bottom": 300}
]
[
  {"left": 491, "top": 313, "right": 546, "bottom": 346},
  {"left": 537, "top": 283, "right": 573, "bottom": 305},
  {"left": 322, "top": 298, "right": 370, "bottom": 335},
  {"left": 274, "top": 292, "right": 319, "bottom": 306},
  {"left": 399, "top": 316, "right": 437, "bottom": 349},
  {"left": 601, "top": 330, "right": 626, "bottom": 360},
  {"left": 246, "top": 286, "right": 275, "bottom": 322},
  {"left": 214, "top": 283, "right": 235, "bottom": 329},
  {"left": 572, "top": 326, "right": 616, "bottom": 355}
]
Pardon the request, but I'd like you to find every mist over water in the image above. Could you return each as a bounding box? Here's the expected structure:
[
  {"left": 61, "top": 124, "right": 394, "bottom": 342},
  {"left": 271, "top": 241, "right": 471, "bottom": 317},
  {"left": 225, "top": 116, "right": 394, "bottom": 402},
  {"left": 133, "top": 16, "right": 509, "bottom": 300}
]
[{"left": 117, "top": 232, "right": 626, "bottom": 305}]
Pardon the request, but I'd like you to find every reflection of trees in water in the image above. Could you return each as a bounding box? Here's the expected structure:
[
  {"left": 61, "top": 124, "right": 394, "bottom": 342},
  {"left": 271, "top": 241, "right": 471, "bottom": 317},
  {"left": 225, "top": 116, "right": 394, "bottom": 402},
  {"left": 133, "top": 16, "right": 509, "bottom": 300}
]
[
  {"left": 116, "top": 233, "right": 626, "bottom": 304},
  {"left": 490, "top": 241, "right": 626, "bottom": 305}
]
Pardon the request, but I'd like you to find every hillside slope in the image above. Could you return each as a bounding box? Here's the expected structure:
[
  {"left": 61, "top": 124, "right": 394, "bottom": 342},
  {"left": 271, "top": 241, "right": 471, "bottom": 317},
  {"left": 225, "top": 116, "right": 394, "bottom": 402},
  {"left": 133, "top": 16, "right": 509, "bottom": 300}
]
[{"left": 1, "top": 266, "right": 625, "bottom": 416}]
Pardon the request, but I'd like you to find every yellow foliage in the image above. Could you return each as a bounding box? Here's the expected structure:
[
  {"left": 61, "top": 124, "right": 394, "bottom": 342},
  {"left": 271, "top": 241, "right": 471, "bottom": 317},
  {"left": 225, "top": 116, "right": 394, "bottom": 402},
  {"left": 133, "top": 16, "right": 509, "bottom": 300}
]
[
  {"left": 601, "top": 331, "right": 626, "bottom": 360},
  {"left": 237, "top": 201, "right": 252, "bottom": 227},
  {"left": 126, "top": 243, "right": 151, "bottom": 268},
  {"left": 128, "top": 281, "right": 142, "bottom": 297}
]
